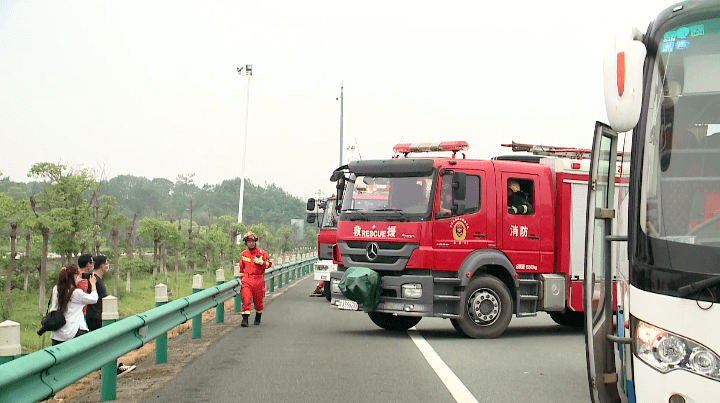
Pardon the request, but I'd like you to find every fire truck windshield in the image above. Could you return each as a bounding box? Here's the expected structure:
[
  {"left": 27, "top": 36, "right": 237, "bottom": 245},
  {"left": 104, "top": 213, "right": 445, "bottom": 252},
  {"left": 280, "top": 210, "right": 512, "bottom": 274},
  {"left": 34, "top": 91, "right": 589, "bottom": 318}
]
[
  {"left": 639, "top": 15, "right": 720, "bottom": 278},
  {"left": 340, "top": 174, "right": 434, "bottom": 222}
]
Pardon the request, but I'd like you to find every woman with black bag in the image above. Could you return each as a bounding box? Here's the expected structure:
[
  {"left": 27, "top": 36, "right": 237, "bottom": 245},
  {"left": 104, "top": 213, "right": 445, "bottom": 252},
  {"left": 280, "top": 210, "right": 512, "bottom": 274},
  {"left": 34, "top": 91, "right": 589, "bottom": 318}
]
[{"left": 48, "top": 264, "right": 98, "bottom": 345}]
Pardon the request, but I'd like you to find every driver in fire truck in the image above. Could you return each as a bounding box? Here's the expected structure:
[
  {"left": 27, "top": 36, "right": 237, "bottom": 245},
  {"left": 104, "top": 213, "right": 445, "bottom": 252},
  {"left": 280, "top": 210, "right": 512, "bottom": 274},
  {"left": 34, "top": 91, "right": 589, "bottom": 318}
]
[{"left": 507, "top": 179, "right": 533, "bottom": 215}]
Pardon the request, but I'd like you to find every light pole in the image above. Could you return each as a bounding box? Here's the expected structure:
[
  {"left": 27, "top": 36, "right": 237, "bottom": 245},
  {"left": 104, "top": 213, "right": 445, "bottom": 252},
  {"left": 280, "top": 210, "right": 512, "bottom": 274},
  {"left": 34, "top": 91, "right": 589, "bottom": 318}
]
[
  {"left": 237, "top": 64, "right": 252, "bottom": 224},
  {"left": 337, "top": 84, "right": 344, "bottom": 167}
]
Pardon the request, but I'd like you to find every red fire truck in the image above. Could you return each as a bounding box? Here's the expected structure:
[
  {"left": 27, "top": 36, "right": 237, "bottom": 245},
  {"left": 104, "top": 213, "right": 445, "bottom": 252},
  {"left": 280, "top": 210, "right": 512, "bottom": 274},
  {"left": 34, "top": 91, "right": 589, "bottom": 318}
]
[{"left": 329, "top": 141, "right": 626, "bottom": 338}]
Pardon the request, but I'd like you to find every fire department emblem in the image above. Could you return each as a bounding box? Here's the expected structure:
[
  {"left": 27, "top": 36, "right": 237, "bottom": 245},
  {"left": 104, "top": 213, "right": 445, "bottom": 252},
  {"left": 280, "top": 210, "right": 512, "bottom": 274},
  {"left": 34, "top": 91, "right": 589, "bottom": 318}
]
[{"left": 452, "top": 220, "right": 467, "bottom": 241}]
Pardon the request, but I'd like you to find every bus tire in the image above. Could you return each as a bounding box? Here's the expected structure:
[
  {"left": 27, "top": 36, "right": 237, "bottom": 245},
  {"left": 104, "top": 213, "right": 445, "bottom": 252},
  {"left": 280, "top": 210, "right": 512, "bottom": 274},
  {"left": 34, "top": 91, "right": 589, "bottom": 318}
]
[
  {"left": 454, "top": 275, "right": 512, "bottom": 339},
  {"left": 368, "top": 312, "right": 421, "bottom": 331}
]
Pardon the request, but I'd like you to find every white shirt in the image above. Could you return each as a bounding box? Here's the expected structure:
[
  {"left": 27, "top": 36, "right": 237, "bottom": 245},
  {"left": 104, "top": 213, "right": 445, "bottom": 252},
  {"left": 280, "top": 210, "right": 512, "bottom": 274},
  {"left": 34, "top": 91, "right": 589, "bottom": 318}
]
[{"left": 49, "top": 285, "right": 98, "bottom": 342}]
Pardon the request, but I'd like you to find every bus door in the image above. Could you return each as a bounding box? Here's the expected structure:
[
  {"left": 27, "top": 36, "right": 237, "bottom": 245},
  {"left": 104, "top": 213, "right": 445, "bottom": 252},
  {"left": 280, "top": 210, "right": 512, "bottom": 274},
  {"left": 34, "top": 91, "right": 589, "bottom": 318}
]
[{"left": 584, "top": 122, "right": 625, "bottom": 403}]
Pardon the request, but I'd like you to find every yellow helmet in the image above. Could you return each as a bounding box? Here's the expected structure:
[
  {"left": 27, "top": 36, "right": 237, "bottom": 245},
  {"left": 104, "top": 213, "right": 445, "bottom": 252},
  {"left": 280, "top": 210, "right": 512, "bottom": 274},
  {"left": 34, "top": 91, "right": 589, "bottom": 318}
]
[{"left": 508, "top": 180, "right": 521, "bottom": 193}]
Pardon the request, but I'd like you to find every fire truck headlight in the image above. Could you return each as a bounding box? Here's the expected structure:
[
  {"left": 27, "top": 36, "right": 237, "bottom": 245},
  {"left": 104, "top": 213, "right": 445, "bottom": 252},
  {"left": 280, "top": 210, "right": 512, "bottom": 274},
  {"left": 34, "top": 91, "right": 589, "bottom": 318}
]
[
  {"left": 331, "top": 279, "right": 341, "bottom": 294},
  {"left": 635, "top": 319, "right": 720, "bottom": 380},
  {"left": 402, "top": 283, "right": 422, "bottom": 299}
]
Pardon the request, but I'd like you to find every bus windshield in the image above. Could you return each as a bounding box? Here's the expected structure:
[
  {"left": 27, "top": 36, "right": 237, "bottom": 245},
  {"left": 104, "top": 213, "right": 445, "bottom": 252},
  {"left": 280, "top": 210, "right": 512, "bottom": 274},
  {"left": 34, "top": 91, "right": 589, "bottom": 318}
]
[{"left": 641, "top": 16, "right": 720, "bottom": 275}]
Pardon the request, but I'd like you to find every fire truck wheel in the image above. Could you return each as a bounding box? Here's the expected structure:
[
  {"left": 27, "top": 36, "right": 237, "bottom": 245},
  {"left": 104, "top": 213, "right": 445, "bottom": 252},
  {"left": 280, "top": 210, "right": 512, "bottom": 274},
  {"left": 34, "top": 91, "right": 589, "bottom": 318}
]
[
  {"left": 367, "top": 312, "right": 422, "bottom": 331},
  {"left": 453, "top": 275, "right": 512, "bottom": 339},
  {"left": 549, "top": 311, "right": 584, "bottom": 327},
  {"left": 323, "top": 281, "right": 331, "bottom": 301}
]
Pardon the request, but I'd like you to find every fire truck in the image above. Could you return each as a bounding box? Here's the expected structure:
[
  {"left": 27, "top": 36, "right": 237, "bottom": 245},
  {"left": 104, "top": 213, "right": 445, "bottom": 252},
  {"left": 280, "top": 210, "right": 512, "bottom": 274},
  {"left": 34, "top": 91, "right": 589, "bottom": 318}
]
[
  {"left": 586, "top": 1, "right": 720, "bottom": 401},
  {"left": 329, "top": 141, "right": 626, "bottom": 339}
]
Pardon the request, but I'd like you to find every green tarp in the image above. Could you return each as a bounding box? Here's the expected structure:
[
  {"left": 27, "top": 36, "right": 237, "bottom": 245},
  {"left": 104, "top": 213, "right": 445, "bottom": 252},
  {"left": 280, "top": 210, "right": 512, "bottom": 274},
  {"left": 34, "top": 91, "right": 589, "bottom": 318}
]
[{"left": 338, "top": 267, "right": 382, "bottom": 312}]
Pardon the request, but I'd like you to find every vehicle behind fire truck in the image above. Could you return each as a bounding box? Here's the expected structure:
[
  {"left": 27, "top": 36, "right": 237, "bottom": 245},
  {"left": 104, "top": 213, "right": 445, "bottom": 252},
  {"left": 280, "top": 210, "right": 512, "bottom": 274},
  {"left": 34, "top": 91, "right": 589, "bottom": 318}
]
[
  {"left": 329, "top": 141, "right": 626, "bottom": 338},
  {"left": 307, "top": 182, "right": 390, "bottom": 300}
]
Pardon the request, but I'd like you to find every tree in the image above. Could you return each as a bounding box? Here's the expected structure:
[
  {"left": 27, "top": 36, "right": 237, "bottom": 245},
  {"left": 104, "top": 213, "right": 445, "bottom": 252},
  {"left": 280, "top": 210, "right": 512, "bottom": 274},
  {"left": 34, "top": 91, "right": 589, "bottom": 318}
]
[
  {"left": 108, "top": 212, "right": 129, "bottom": 296},
  {"left": 28, "top": 163, "right": 98, "bottom": 315},
  {"left": 138, "top": 217, "right": 172, "bottom": 286},
  {"left": 303, "top": 228, "right": 318, "bottom": 249},
  {"left": 0, "top": 192, "right": 26, "bottom": 316}
]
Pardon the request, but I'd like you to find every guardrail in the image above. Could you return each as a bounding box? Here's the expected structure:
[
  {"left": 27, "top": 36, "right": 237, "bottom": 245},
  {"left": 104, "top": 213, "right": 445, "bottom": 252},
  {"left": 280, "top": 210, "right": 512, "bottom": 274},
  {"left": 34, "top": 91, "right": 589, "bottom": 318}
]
[{"left": 0, "top": 256, "right": 317, "bottom": 403}]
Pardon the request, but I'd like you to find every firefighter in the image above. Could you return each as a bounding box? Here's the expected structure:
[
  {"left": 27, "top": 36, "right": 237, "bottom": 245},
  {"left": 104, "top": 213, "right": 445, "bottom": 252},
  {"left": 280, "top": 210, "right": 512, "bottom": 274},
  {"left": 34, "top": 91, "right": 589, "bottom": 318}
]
[
  {"left": 507, "top": 179, "right": 533, "bottom": 215},
  {"left": 238, "top": 231, "right": 272, "bottom": 327}
]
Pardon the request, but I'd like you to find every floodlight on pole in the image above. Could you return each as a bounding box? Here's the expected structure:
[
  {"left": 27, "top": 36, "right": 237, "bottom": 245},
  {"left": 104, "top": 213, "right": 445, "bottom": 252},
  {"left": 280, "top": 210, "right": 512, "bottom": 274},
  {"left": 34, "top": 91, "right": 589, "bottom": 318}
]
[{"left": 237, "top": 64, "right": 252, "bottom": 224}]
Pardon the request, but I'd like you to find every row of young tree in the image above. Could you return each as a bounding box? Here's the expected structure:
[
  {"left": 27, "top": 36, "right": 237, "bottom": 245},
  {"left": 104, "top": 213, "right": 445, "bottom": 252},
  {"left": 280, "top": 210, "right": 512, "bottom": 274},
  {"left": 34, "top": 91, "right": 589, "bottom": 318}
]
[{"left": 0, "top": 164, "right": 317, "bottom": 319}]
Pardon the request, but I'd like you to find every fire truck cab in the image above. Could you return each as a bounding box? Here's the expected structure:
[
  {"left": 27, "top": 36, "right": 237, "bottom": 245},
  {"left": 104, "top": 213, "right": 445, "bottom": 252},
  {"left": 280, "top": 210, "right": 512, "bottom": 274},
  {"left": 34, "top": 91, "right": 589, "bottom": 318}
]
[{"left": 330, "top": 141, "right": 626, "bottom": 338}]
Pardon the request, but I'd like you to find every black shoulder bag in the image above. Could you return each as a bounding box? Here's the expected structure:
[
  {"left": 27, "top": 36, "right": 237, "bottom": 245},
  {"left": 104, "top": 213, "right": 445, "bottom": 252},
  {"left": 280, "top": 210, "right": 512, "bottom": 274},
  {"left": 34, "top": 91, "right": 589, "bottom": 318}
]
[{"left": 38, "top": 292, "right": 66, "bottom": 335}]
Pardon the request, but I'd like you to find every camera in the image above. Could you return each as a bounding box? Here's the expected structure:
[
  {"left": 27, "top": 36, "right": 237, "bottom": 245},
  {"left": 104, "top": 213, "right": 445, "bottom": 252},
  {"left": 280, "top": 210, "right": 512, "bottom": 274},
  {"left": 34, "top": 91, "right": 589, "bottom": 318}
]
[{"left": 81, "top": 272, "right": 91, "bottom": 280}]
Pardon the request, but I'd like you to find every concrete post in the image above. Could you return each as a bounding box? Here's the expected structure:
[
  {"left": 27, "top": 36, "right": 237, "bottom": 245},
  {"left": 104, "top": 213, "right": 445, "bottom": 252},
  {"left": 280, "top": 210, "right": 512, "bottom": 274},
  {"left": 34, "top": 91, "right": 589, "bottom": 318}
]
[
  {"left": 155, "top": 284, "right": 168, "bottom": 364},
  {"left": 215, "top": 269, "right": 225, "bottom": 324},
  {"left": 192, "top": 275, "right": 203, "bottom": 339},
  {"left": 101, "top": 296, "right": 119, "bottom": 402},
  {"left": 234, "top": 264, "right": 242, "bottom": 313},
  {"left": 0, "top": 320, "right": 20, "bottom": 365}
]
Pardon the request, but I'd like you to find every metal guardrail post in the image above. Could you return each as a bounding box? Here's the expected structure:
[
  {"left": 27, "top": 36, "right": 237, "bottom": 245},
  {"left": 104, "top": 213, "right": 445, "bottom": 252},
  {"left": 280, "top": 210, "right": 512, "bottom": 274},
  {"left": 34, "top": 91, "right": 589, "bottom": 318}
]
[
  {"left": 192, "top": 275, "right": 203, "bottom": 339},
  {"left": 0, "top": 320, "right": 20, "bottom": 365},
  {"left": 234, "top": 264, "right": 242, "bottom": 313},
  {"left": 154, "top": 284, "right": 168, "bottom": 365},
  {"left": 101, "top": 296, "right": 120, "bottom": 402},
  {"left": 216, "top": 270, "right": 225, "bottom": 324}
]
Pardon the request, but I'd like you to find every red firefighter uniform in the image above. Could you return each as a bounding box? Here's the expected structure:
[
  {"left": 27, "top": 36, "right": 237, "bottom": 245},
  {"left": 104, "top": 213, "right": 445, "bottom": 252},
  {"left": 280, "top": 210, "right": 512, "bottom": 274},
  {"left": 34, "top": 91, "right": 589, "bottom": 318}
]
[{"left": 239, "top": 247, "right": 272, "bottom": 314}]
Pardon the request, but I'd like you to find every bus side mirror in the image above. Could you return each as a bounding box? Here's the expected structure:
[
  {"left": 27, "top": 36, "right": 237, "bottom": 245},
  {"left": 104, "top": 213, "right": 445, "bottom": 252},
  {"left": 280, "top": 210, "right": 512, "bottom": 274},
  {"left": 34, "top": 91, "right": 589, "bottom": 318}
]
[
  {"left": 306, "top": 213, "right": 317, "bottom": 224},
  {"left": 307, "top": 198, "right": 316, "bottom": 211},
  {"left": 604, "top": 27, "right": 646, "bottom": 133},
  {"left": 453, "top": 171, "right": 466, "bottom": 200}
]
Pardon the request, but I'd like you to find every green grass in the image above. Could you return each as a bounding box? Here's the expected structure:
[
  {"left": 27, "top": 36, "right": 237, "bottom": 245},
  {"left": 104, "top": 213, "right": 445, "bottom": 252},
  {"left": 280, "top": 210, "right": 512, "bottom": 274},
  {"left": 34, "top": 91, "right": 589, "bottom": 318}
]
[{"left": 5, "top": 268, "right": 235, "bottom": 354}]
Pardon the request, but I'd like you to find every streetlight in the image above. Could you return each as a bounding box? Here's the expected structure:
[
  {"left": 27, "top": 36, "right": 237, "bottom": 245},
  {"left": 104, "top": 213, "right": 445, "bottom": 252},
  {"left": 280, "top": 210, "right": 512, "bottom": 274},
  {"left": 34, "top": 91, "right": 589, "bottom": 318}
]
[{"left": 237, "top": 64, "right": 252, "bottom": 224}]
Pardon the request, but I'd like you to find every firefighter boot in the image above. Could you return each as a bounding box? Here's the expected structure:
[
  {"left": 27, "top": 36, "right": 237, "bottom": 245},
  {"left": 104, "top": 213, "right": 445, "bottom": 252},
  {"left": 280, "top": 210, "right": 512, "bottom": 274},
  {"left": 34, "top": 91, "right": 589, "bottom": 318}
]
[
  {"left": 241, "top": 314, "right": 249, "bottom": 327},
  {"left": 254, "top": 312, "right": 262, "bottom": 325}
]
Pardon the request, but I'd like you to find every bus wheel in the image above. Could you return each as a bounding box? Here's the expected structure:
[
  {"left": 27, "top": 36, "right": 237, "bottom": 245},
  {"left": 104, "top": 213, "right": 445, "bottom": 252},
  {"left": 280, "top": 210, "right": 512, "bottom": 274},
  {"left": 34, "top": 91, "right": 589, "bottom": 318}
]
[
  {"left": 323, "top": 281, "right": 331, "bottom": 301},
  {"left": 454, "top": 275, "right": 512, "bottom": 339},
  {"left": 368, "top": 312, "right": 421, "bottom": 331}
]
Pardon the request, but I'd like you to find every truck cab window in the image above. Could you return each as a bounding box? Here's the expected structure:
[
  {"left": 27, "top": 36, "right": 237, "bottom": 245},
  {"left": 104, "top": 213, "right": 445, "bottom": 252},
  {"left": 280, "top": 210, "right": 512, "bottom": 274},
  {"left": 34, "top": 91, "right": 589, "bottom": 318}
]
[
  {"left": 507, "top": 178, "right": 534, "bottom": 215},
  {"left": 438, "top": 174, "right": 480, "bottom": 217}
]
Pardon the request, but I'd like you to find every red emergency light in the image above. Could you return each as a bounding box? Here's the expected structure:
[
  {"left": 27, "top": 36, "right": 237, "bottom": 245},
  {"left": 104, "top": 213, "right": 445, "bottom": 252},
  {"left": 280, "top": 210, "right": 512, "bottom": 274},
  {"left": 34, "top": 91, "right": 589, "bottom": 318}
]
[{"left": 393, "top": 141, "right": 470, "bottom": 155}]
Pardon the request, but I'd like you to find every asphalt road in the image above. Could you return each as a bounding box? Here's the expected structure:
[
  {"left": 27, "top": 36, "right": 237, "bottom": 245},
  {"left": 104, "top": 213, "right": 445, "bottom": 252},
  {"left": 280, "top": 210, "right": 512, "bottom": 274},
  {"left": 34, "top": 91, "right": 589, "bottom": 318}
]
[{"left": 141, "top": 275, "right": 591, "bottom": 403}]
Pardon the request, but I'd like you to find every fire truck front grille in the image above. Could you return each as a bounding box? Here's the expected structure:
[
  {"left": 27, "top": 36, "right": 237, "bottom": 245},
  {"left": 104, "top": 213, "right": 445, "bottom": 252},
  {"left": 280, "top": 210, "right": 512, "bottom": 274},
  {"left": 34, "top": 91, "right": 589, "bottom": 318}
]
[{"left": 337, "top": 241, "right": 419, "bottom": 272}]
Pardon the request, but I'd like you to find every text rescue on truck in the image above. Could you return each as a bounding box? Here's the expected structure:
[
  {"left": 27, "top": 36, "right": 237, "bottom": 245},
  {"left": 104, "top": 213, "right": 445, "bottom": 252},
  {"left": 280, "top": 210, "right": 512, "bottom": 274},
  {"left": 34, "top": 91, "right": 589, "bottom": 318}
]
[{"left": 329, "top": 140, "right": 623, "bottom": 338}]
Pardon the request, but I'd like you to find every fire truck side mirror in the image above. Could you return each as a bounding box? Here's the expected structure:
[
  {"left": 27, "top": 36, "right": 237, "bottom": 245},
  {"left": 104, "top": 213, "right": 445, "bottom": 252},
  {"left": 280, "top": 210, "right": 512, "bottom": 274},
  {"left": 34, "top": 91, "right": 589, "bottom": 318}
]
[
  {"left": 306, "top": 212, "right": 317, "bottom": 224},
  {"left": 453, "top": 201, "right": 465, "bottom": 216},
  {"left": 336, "top": 177, "right": 345, "bottom": 213},
  {"left": 452, "top": 172, "right": 466, "bottom": 199},
  {"left": 306, "top": 198, "right": 316, "bottom": 211}
]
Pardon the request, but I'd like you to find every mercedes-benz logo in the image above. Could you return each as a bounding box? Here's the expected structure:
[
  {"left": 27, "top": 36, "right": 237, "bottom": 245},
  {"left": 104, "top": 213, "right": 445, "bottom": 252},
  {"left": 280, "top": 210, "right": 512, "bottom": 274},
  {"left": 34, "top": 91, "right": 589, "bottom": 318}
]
[{"left": 366, "top": 242, "right": 379, "bottom": 262}]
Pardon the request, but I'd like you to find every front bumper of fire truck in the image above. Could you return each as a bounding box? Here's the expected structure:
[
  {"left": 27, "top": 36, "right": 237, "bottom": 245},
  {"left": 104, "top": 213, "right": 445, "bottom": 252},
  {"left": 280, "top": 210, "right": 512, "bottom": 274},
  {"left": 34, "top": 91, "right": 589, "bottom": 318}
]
[
  {"left": 313, "top": 260, "right": 336, "bottom": 282},
  {"left": 329, "top": 269, "right": 435, "bottom": 315}
]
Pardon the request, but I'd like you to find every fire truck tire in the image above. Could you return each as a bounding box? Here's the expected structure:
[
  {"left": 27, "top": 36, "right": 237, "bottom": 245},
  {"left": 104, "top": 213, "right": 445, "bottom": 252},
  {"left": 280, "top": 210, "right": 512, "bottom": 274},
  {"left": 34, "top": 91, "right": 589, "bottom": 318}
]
[
  {"left": 323, "top": 281, "right": 331, "bottom": 301},
  {"left": 367, "top": 312, "right": 422, "bottom": 331},
  {"left": 453, "top": 275, "right": 512, "bottom": 339},
  {"left": 549, "top": 311, "right": 584, "bottom": 327}
]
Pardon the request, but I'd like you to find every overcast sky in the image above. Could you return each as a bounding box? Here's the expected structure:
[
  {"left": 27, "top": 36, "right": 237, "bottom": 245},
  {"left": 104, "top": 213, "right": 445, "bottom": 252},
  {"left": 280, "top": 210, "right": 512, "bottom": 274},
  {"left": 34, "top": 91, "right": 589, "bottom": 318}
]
[{"left": 0, "top": 0, "right": 676, "bottom": 203}]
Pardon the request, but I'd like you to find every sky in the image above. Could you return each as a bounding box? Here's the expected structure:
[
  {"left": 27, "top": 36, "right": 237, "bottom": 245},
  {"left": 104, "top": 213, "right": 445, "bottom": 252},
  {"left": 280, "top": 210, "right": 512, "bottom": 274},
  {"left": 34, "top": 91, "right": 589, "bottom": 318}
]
[{"left": 0, "top": 0, "right": 678, "bottom": 203}]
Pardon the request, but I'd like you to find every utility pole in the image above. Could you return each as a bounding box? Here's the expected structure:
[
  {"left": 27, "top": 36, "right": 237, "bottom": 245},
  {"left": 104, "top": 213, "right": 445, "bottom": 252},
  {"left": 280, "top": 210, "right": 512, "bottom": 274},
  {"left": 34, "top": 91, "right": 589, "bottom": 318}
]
[{"left": 338, "top": 84, "right": 344, "bottom": 167}]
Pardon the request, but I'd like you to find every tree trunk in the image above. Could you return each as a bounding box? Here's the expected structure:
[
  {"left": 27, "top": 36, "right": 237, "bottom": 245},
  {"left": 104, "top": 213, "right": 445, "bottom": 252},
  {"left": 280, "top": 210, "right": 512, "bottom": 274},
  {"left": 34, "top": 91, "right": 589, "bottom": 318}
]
[
  {"left": 221, "top": 252, "right": 226, "bottom": 275},
  {"left": 152, "top": 240, "right": 158, "bottom": 285},
  {"left": 93, "top": 205, "right": 100, "bottom": 256},
  {"left": 206, "top": 245, "right": 211, "bottom": 271},
  {"left": 174, "top": 248, "right": 179, "bottom": 280},
  {"left": 126, "top": 267, "right": 131, "bottom": 292},
  {"left": 161, "top": 241, "right": 168, "bottom": 283},
  {"left": 23, "top": 231, "right": 30, "bottom": 292},
  {"left": 137, "top": 236, "right": 143, "bottom": 261},
  {"left": 111, "top": 226, "right": 120, "bottom": 296},
  {"left": 5, "top": 223, "right": 17, "bottom": 315},
  {"left": 39, "top": 228, "right": 49, "bottom": 316},
  {"left": 126, "top": 213, "right": 137, "bottom": 260}
]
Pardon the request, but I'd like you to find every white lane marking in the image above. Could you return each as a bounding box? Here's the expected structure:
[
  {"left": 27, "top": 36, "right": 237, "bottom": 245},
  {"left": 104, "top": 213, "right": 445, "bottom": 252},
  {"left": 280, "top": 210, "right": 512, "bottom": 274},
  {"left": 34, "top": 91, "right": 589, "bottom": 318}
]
[{"left": 408, "top": 327, "right": 479, "bottom": 403}]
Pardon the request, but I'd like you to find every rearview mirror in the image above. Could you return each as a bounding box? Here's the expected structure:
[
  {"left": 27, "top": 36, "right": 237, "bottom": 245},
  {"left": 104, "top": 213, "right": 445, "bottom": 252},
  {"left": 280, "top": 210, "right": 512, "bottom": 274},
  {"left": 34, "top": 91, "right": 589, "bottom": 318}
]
[
  {"left": 453, "top": 172, "right": 466, "bottom": 200},
  {"left": 306, "top": 213, "right": 317, "bottom": 224},
  {"left": 306, "top": 198, "right": 316, "bottom": 211}
]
